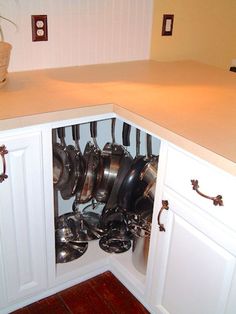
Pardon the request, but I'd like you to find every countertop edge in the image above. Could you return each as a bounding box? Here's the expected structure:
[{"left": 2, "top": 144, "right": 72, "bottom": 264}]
[
  {"left": 0, "top": 102, "right": 235, "bottom": 176},
  {"left": 113, "top": 105, "right": 236, "bottom": 176}
]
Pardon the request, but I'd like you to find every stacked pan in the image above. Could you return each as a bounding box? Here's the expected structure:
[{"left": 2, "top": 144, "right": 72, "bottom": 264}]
[{"left": 53, "top": 118, "right": 158, "bottom": 264}]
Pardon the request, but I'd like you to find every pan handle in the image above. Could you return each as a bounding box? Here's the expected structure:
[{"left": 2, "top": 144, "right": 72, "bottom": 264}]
[
  {"left": 136, "top": 129, "right": 141, "bottom": 157},
  {"left": 72, "top": 124, "right": 80, "bottom": 141},
  {"left": 90, "top": 121, "right": 99, "bottom": 148},
  {"left": 90, "top": 121, "right": 97, "bottom": 139},
  {"left": 57, "top": 127, "right": 66, "bottom": 147},
  {"left": 111, "top": 118, "right": 116, "bottom": 144},
  {"left": 72, "top": 125, "right": 82, "bottom": 154},
  {"left": 146, "top": 133, "right": 152, "bottom": 159},
  {"left": 122, "top": 123, "right": 131, "bottom": 147}
]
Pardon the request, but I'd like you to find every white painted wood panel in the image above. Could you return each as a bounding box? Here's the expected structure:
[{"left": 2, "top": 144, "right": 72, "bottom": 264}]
[
  {"left": 164, "top": 144, "right": 236, "bottom": 232},
  {"left": 0, "top": 131, "right": 47, "bottom": 304},
  {"left": 149, "top": 191, "right": 236, "bottom": 314},
  {"left": 161, "top": 215, "right": 235, "bottom": 314},
  {"left": 1, "top": 0, "right": 153, "bottom": 72}
]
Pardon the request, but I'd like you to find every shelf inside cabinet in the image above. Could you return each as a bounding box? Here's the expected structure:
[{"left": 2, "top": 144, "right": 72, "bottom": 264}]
[{"left": 56, "top": 240, "right": 109, "bottom": 279}]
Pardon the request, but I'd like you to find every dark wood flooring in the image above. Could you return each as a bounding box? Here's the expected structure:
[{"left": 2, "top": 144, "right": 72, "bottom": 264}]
[{"left": 12, "top": 271, "right": 150, "bottom": 314}]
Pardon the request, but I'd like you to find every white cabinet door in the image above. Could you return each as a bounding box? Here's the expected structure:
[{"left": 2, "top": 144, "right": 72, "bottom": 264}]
[
  {"left": 149, "top": 195, "right": 236, "bottom": 314},
  {"left": 0, "top": 130, "right": 47, "bottom": 307}
]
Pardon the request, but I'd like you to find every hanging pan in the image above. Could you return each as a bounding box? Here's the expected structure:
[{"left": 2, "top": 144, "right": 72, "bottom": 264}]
[
  {"left": 94, "top": 118, "right": 124, "bottom": 203},
  {"left": 53, "top": 127, "right": 71, "bottom": 191},
  {"left": 60, "top": 124, "right": 85, "bottom": 200},
  {"left": 76, "top": 121, "right": 101, "bottom": 204},
  {"left": 117, "top": 129, "right": 147, "bottom": 212}
]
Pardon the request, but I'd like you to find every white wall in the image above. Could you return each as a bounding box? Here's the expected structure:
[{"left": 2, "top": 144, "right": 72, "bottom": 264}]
[{"left": 0, "top": 0, "right": 153, "bottom": 72}]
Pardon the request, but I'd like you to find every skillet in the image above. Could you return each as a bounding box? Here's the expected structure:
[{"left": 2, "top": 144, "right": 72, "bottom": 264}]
[
  {"left": 53, "top": 127, "right": 71, "bottom": 191},
  {"left": 60, "top": 124, "right": 85, "bottom": 200},
  {"left": 94, "top": 118, "right": 124, "bottom": 203},
  {"left": 76, "top": 121, "right": 101, "bottom": 204}
]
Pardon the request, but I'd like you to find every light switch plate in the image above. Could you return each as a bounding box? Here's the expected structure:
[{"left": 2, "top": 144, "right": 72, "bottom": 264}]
[
  {"left": 162, "top": 14, "right": 174, "bottom": 36},
  {"left": 31, "top": 15, "right": 48, "bottom": 42}
]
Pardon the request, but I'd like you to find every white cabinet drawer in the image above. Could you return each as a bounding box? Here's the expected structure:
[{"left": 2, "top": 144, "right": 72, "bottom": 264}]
[{"left": 164, "top": 145, "right": 236, "bottom": 232}]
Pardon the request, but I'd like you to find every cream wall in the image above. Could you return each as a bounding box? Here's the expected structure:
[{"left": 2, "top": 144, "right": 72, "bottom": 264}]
[
  {"left": 150, "top": 0, "right": 236, "bottom": 70},
  {"left": 0, "top": 0, "right": 153, "bottom": 72}
]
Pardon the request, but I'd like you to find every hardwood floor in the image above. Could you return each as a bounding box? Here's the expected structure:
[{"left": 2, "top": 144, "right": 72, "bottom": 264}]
[{"left": 12, "top": 272, "right": 150, "bottom": 314}]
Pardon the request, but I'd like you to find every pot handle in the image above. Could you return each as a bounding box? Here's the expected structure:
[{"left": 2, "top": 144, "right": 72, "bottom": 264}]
[
  {"left": 0, "top": 145, "right": 8, "bottom": 183},
  {"left": 122, "top": 122, "right": 131, "bottom": 147},
  {"left": 111, "top": 118, "right": 116, "bottom": 144},
  {"left": 72, "top": 124, "right": 80, "bottom": 141},
  {"left": 146, "top": 133, "right": 152, "bottom": 159},
  {"left": 136, "top": 129, "right": 141, "bottom": 157},
  {"left": 72, "top": 124, "right": 82, "bottom": 154},
  {"left": 57, "top": 127, "right": 66, "bottom": 147},
  {"left": 90, "top": 121, "right": 99, "bottom": 148},
  {"left": 157, "top": 200, "right": 169, "bottom": 232},
  {"left": 90, "top": 121, "right": 97, "bottom": 139}
]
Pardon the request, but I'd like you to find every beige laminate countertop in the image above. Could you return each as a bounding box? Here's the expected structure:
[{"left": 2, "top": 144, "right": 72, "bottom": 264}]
[{"left": 0, "top": 60, "right": 236, "bottom": 175}]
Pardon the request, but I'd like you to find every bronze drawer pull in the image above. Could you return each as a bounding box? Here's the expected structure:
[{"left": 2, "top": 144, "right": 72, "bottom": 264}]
[
  {"left": 191, "top": 179, "right": 223, "bottom": 206},
  {"left": 0, "top": 145, "right": 8, "bottom": 183},
  {"left": 157, "top": 200, "right": 169, "bottom": 232}
]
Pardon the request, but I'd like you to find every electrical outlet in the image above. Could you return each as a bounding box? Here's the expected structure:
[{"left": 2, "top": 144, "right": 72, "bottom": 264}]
[{"left": 31, "top": 15, "right": 48, "bottom": 42}]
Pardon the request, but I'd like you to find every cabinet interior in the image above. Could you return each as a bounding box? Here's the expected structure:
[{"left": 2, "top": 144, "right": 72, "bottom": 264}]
[{"left": 52, "top": 117, "right": 161, "bottom": 290}]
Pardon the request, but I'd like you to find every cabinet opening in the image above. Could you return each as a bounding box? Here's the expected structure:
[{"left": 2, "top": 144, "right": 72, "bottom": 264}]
[{"left": 52, "top": 117, "right": 160, "bottom": 278}]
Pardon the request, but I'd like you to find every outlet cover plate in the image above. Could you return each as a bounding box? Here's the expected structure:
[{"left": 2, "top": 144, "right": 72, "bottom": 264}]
[
  {"left": 162, "top": 14, "right": 174, "bottom": 36},
  {"left": 31, "top": 15, "right": 48, "bottom": 42}
]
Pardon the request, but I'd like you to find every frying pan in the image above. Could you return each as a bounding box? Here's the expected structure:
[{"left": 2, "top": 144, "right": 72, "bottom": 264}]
[
  {"left": 94, "top": 118, "right": 124, "bottom": 203},
  {"left": 53, "top": 127, "right": 71, "bottom": 190},
  {"left": 104, "top": 122, "right": 133, "bottom": 210},
  {"left": 118, "top": 132, "right": 158, "bottom": 212},
  {"left": 117, "top": 129, "right": 148, "bottom": 212},
  {"left": 60, "top": 125, "right": 85, "bottom": 200},
  {"left": 76, "top": 121, "right": 101, "bottom": 204},
  {"left": 139, "top": 135, "right": 159, "bottom": 201}
]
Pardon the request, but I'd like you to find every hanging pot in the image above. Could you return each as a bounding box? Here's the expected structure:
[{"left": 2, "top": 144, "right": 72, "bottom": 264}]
[
  {"left": 117, "top": 129, "right": 147, "bottom": 212},
  {"left": 104, "top": 122, "right": 133, "bottom": 210},
  {"left": 60, "top": 125, "right": 85, "bottom": 200},
  {"left": 53, "top": 127, "right": 71, "bottom": 190},
  {"left": 118, "top": 132, "right": 158, "bottom": 211},
  {"left": 94, "top": 118, "right": 124, "bottom": 203},
  {"left": 76, "top": 121, "right": 101, "bottom": 204},
  {"left": 139, "top": 134, "right": 159, "bottom": 201}
]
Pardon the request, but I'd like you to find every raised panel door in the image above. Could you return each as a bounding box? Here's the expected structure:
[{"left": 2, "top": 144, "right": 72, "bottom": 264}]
[
  {"left": 149, "top": 197, "right": 236, "bottom": 314},
  {"left": 0, "top": 130, "right": 47, "bottom": 305}
]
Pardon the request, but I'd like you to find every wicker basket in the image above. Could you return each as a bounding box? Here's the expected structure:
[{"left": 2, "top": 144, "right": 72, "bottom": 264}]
[{"left": 0, "top": 42, "right": 12, "bottom": 88}]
